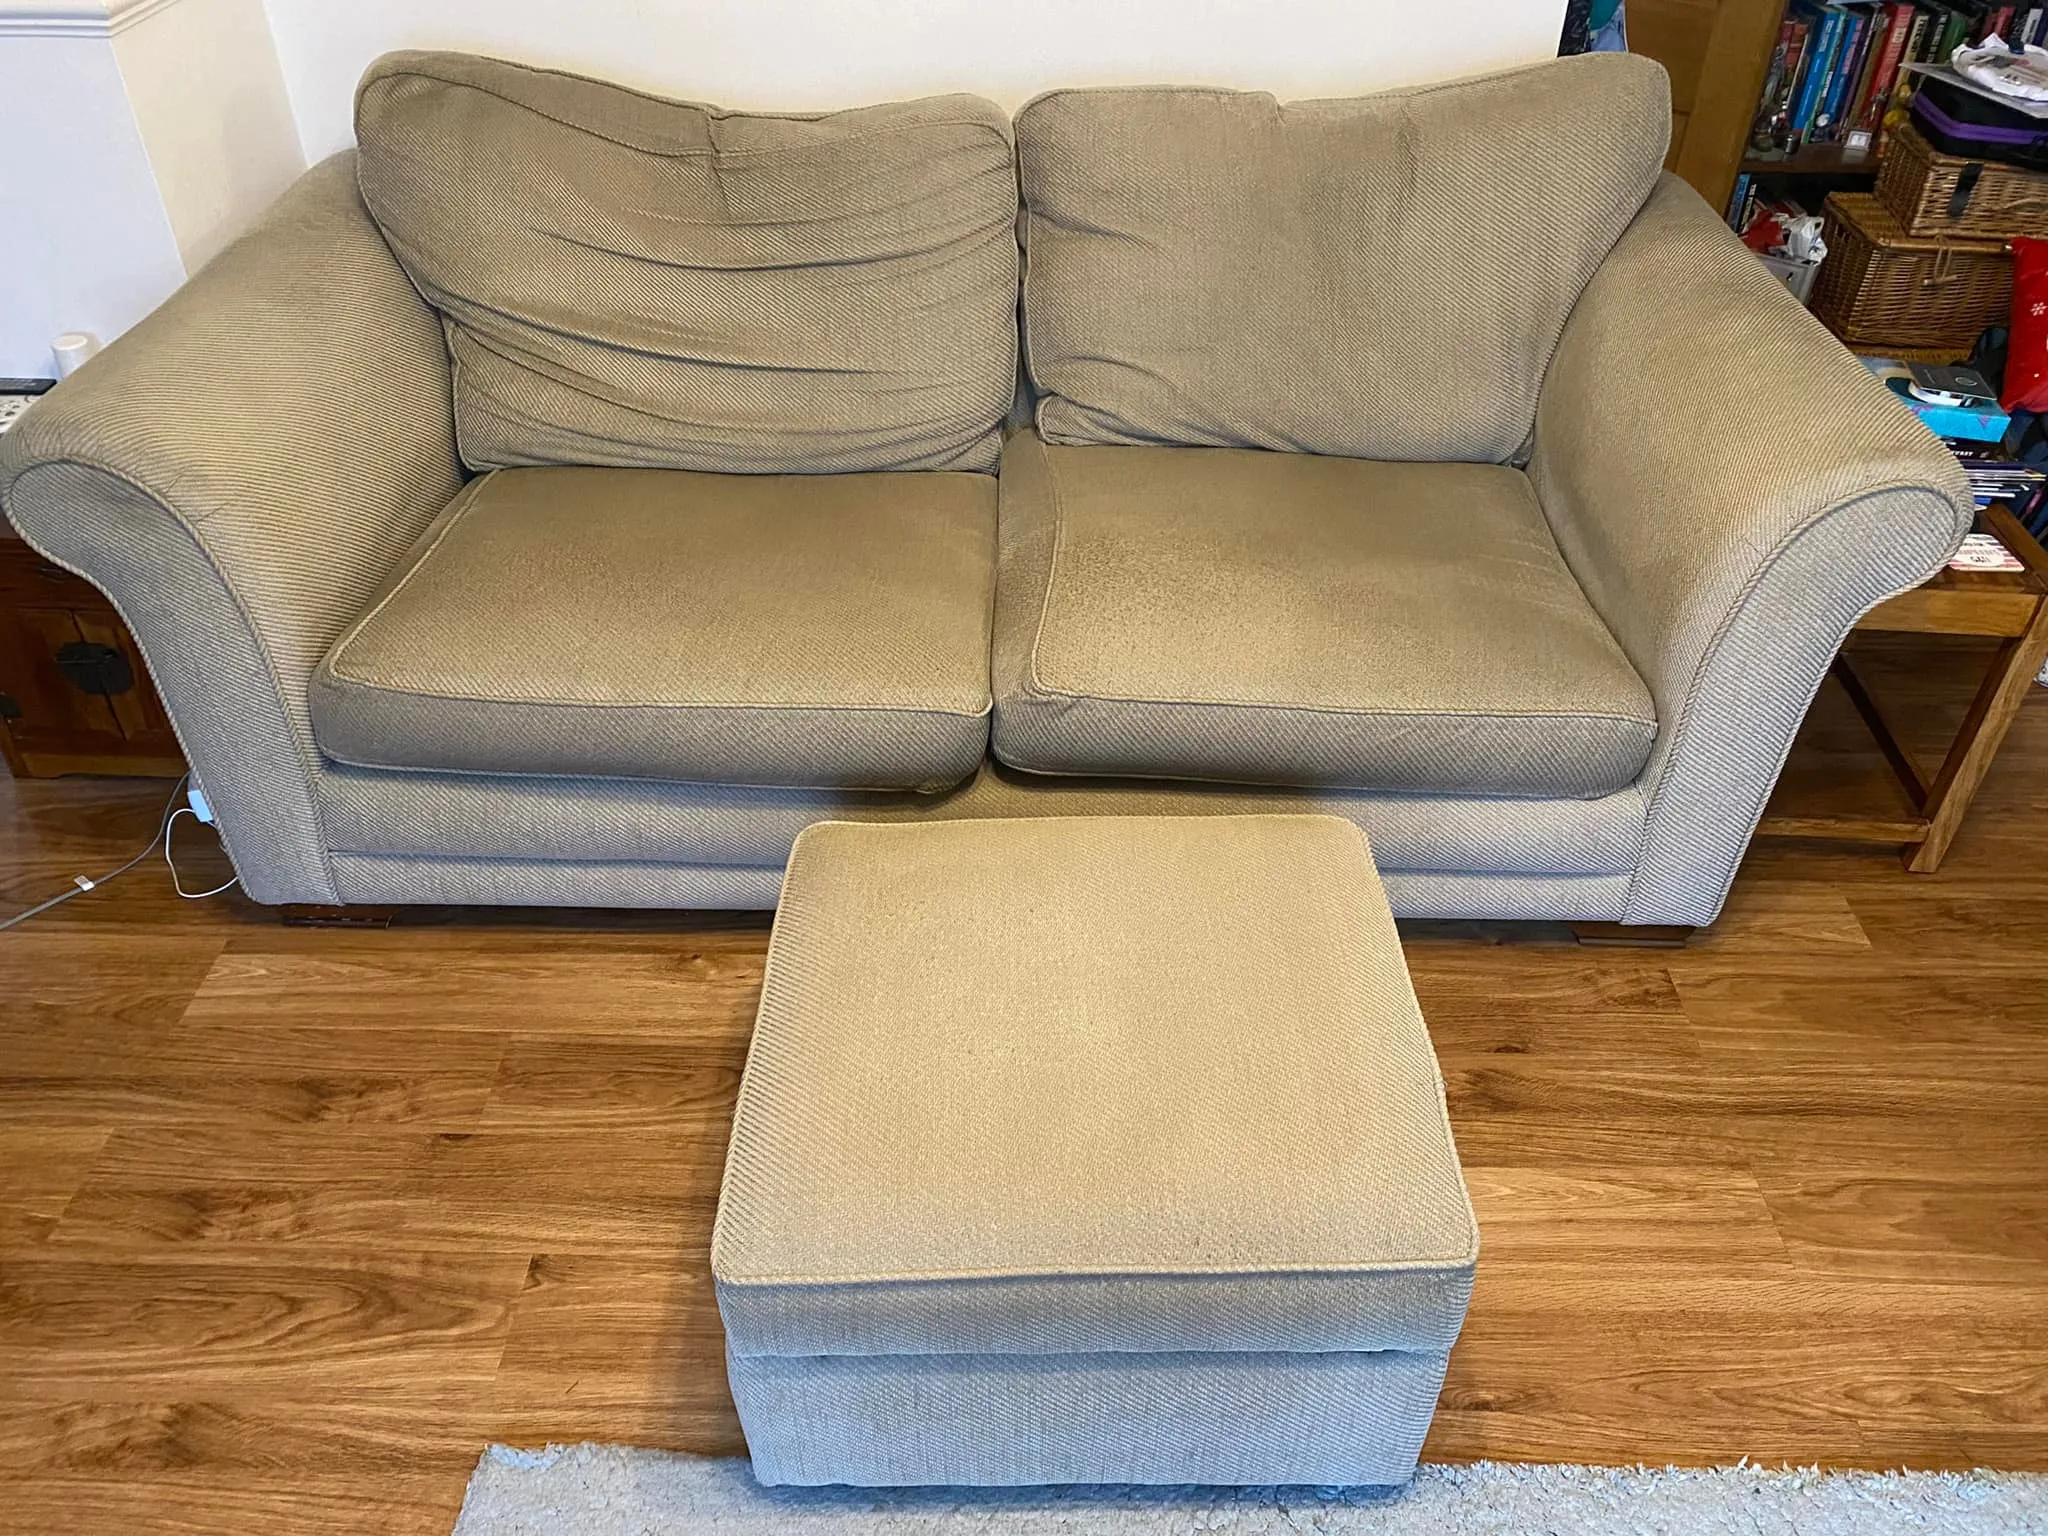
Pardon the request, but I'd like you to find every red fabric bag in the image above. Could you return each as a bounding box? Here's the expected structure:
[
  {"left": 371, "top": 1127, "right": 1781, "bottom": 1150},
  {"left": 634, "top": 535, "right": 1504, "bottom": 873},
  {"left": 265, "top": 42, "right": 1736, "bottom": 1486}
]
[{"left": 2003, "top": 236, "right": 2048, "bottom": 413}]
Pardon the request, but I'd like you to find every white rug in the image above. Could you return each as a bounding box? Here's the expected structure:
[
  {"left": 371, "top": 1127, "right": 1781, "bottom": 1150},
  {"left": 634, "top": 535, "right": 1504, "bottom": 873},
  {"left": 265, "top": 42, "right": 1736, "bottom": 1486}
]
[{"left": 450, "top": 1444, "right": 2048, "bottom": 1534}]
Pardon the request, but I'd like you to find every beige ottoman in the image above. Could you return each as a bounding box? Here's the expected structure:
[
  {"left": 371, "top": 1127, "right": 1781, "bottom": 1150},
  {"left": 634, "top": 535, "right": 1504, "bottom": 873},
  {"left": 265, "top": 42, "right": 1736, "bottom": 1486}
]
[{"left": 711, "top": 815, "right": 1478, "bottom": 1487}]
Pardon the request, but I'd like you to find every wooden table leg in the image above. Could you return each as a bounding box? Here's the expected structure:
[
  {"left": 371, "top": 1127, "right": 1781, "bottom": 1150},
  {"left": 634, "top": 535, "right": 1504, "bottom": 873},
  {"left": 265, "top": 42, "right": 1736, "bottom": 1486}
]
[{"left": 1906, "top": 599, "right": 2048, "bottom": 873}]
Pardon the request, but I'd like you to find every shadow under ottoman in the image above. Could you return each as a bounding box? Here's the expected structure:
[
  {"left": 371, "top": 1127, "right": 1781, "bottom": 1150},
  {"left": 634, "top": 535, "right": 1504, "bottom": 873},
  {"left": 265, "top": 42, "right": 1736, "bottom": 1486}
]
[{"left": 710, "top": 815, "right": 1479, "bottom": 1487}]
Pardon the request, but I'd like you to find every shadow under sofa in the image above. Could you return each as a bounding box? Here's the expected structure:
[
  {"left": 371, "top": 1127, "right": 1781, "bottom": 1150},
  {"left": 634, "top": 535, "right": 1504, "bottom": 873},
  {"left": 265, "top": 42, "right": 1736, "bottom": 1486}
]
[{"left": 0, "top": 50, "right": 1974, "bottom": 936}]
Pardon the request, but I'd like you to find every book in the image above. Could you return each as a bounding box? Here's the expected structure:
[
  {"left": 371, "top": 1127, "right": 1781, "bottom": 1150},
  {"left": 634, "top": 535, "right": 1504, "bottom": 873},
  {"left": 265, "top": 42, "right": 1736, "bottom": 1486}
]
[
  {"left": 1949, "top": 532, "right": 2027, "bottom": 568},
  {"left": 1793, "top": 4, "right": 1847, "bottom": 144},
  {"left": 1862, "top": 357, "right": 2013, "bottom": 442},
  {"left": 1878, "top": 4, "right": 1934, "bottom": 149},
  {"left": 1853, "top": 2, "right": 1915, "bottom": 139},
  {"left": 1817, "top": 9, "right": 1870, "bottom": 142},
  {"left": 1725, "top": 171, "right": 1753, "bottom": 228},
  {"left": 1824, "top": 9, "right": 1877, "bottom": 141},
  {"left": 1751, "top": 18, "right": 1814, "bottom": 153}
]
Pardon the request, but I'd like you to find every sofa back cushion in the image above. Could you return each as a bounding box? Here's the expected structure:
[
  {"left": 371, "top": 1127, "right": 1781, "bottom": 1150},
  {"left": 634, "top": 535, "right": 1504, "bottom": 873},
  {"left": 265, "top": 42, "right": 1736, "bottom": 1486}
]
[
  {"left": 355, "top": 52, "right": 1019, "bottom": 474},
  {"left": 1015, "top": 54, "right": 1669, "bottom": 463}
]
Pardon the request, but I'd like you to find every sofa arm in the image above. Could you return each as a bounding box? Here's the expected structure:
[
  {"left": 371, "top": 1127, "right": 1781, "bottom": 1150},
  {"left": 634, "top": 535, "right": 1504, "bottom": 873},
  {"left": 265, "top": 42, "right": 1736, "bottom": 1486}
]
[
  {"left": 1529, "top": 173, "right": 1972, "bottom": 927},
  {"left": 0, "top": 153, "right": 460, "bottom": 905}
]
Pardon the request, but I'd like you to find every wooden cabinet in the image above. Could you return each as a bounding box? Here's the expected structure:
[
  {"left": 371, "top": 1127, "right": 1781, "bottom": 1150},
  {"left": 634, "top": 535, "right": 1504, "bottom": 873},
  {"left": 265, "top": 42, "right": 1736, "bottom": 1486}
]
[{"left": 0, "top": 530, "right": 183, "bottom": 777}]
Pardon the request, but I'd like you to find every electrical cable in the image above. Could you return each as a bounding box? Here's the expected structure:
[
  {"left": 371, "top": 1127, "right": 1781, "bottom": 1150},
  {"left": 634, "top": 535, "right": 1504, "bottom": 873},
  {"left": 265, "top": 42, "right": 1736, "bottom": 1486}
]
[
  {"left": 0, "top": 773, "right": 239, "bottom": 930},
  {"left": 165, "top": 806, "right": 238, "bottom": 898}
]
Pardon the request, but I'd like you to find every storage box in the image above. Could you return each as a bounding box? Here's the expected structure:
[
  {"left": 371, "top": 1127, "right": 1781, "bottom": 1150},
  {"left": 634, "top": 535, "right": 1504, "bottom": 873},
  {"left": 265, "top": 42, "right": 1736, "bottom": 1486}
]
[
  {"left": 1878, "top": 121, "right": 2048, "bottom": 240},
  {"left": 1811, "top": 192, "right": 2012, "bottom": 351}
]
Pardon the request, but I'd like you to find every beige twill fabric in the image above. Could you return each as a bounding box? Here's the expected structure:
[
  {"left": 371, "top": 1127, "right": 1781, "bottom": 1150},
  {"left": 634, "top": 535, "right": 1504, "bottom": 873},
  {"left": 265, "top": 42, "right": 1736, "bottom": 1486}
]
[
  {"left": 1015, "top": 54, "right": 1669, "bottom": 462},
  {"left": 1529, "top": 174, "right": 1974, "bottom": 924},
  {"left": 991, "top": 433, "right": 1657, "bottom": 797},
  {"left": 354, "top": 52, "right": 1019, "bottom": 475},
  {"left": 727, "top": 1348, "right": 1453, "bottom": 1486},
  {"left": 713, "top": 815, "right": 1478, "bottom": 1358},
  {"left": 308, "top": 466, "right": 996, "bottom": 791},
  {"left": 0, "top": 154, "right": 461, "bottom": 905}
]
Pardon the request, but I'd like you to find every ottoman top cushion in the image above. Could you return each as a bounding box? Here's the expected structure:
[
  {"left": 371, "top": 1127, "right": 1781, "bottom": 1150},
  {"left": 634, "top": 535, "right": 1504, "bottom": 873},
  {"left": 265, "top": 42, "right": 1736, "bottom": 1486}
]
[{"left": 713, "top": 815, "right": 1477, "bottom": 1358}]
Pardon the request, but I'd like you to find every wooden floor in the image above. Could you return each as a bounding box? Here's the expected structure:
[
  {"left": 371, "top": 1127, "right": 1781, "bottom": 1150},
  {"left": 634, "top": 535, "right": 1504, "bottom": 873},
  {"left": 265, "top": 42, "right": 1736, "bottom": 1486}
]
[{"left": 2, "top": 633, "right": 2046, "bottom": 1534}]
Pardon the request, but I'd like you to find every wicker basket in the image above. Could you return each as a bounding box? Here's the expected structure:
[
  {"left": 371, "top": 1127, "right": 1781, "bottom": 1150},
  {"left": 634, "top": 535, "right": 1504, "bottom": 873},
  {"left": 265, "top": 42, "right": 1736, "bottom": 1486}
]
[
  {"left": 1876, "top": 121, "right": 2048, "bottom": 239},
  {"left": 1810, "top": 192, "right": 2012, "bottom": 350}
]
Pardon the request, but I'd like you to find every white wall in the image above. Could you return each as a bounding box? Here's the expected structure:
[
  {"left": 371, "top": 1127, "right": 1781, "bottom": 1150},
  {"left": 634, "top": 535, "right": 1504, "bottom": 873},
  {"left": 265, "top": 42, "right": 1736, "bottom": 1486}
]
[
  {"left": 0, "top": 0, "right": 302, "bottom": 378},
  {"left": 0, "top": 27, "right": 186, "bottom": 379},
  {"left": 267, "top": 0, "right": 1570, "bottom": 162},
  {"left": 114, "top": 0, "right": 303, "bottom": 270}
]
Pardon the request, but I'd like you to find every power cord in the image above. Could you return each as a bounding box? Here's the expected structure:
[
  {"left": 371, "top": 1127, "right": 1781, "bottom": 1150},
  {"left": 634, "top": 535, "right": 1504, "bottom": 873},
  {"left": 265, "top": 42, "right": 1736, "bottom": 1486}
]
[{"left": 0, "top": 774, "right": 239, "bottom": 930}]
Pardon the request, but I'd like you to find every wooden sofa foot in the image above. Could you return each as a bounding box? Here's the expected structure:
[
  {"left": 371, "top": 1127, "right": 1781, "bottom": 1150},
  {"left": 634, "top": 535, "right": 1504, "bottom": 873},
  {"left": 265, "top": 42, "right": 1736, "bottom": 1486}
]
[
  {"left": 279, "top": 903, "right": 397, "bottom": 929},
  {"left": 1569, "top": 921, "right": 1695, "bottom": 948}
]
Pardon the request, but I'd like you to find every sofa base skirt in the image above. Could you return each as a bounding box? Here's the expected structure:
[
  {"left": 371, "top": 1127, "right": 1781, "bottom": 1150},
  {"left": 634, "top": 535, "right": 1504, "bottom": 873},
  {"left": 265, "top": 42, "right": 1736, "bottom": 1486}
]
[
  {"left": 325, "top": 852, "right": 1633, "bottom": 922},
  {"left": 724, "top": 1346, "right": 1452, "bottom": 1488}
]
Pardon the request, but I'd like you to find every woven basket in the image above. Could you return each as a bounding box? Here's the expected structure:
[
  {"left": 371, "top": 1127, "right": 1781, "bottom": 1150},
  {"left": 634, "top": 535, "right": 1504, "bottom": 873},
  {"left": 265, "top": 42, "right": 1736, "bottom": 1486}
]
[
  {"left": 1811, "top": 192, "right": 2012, "bottom": 350},
  {"left": 1877, "top": 121, "right": 2048, "bottom": 240}
]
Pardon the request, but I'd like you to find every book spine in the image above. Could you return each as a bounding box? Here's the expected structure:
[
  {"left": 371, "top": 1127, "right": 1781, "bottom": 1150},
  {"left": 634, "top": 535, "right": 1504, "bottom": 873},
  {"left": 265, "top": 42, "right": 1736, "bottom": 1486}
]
[
  {"left": 1794, "top": 9, "right": 1844, "bottom": 144},
  {"left": 1857, "top": 3, "right": 1915, "bottom": 134},
  {"left": 1726, "top": 171, "right": 1753, "bottom": 229},
  {"left": 1817, "top": 11, "right": 1867, "bottom": 141}
]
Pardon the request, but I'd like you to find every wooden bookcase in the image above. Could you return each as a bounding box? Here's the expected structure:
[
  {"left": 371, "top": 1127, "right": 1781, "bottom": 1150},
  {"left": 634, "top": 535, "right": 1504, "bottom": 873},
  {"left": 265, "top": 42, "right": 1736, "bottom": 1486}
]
[{"left": 1633, "top": 0, "right": 1842, "bottom": 211}]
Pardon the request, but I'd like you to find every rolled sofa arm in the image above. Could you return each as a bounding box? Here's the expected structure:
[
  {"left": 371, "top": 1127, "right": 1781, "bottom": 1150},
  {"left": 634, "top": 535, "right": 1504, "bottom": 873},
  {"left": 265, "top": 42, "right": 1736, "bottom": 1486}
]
[
  {"left": 0, "top": 153, "right": 460, "bottom": 905},
  {"left": 1529, "top": 173, "right": 1973, "bottom": 927}
]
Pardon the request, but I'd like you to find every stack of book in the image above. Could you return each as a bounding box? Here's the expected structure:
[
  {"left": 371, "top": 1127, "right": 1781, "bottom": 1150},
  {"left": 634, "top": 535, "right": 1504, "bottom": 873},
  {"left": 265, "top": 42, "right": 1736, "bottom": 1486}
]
[
  {"left": 1745, "top": 1, "right": 2018, "bottom": 170},
  {"left": 1861, "top": 358, "right": 2048, "bottom": 532}
]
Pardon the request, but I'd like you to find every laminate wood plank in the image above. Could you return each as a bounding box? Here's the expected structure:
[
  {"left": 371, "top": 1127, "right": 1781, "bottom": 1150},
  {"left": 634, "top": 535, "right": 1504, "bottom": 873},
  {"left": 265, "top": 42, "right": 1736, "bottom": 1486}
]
[
  {"left": 0, "top": 1398, "right": 484, "bottom": 1487},
  {"left": 0, "top": 1479, "right": 463, "bottom": 1536},
  {"left": 185, "top": 942, "right": 765, "bottom": 1042},
  {"left": 0, "top": 1070, "right": 496, "bottom": 1131},
  {"left": 1680, "top": 879, "right": 1873, "bottom": 952},
  {"left": 476, "top": 1036, "right": 749, "bottom": 1131},
  {"left": 489, "top": 1253, "right": 743, "bottom": 1454},
  {"left": 0, "top": 935, "right": 224, "bottom": 1074},
  {"left": 0, "top": 1250, "right": 528, "bottom": 1399},
  {"left": 0, "top": 1127, "right": 107, "bottom": 1246},
  {"left": 1462, "top": 1167, "right": 1790, "bottom": 1264},
  {"left": 409, "top": 1130, "right": 728, "bottom": 1253},
  {"left": 1761, "top": 1172, "right": 2048, "bottom": 1280},
  {"left": 45, "top": 1127, "right": 441, "bottom": 1250}
]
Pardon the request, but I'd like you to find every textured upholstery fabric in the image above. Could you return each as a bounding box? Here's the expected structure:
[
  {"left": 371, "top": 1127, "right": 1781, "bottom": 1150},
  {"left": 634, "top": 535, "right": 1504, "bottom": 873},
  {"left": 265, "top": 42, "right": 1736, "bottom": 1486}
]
[
  {"left": 992, "top": 433, "right": 1657, "bottom": 796},
  {"left": 1015, "top": 54, "right": 1668, "bottom": 461},
  {"left": 317, "top": 759, "right": 1647, "bottom": 876},
  {"left": 1530, "top": 175, "right": 1974, "bottom": 925},
  {"left": 308, "top": 467, "right": 994, "bottom": 791},
  {"left": 727, "top": 1346, "right": 1452, "bottom": 1487},
  {"left": 714, "top": 816, "right": 1477, "bottom": 1357},
  {"left": 355, "top": 52, "right": 1018, "bottom": 475},
  {"left": 0, "top": 154, "right": 459, "bottom": 905},
  {"left": 326, "top": 853, "right": 1633, "bottom": 923}
]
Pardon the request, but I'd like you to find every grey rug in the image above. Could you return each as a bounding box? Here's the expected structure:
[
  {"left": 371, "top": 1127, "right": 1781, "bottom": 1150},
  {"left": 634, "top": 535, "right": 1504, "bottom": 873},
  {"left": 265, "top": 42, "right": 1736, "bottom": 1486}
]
[{"left": 451, "top": 1444, "right": 2048, "bottom": 1534}]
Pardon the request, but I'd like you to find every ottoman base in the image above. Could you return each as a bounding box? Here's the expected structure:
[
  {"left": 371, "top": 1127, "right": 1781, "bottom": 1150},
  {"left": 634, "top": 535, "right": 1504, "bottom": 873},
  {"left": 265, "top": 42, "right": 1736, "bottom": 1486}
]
[{"left": 729, "top": 1346, "right": 1452, "bottom": 1487}]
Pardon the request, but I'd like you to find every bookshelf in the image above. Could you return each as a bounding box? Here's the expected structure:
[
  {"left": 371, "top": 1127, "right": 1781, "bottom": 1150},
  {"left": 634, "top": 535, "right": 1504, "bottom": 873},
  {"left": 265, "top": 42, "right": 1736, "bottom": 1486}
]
[
  {"left": 1634, "top": 0, "right": 1957, "bottom": 212},
  {"left": 1633, "top": 0, "right": 1806, "bottom": 208}
]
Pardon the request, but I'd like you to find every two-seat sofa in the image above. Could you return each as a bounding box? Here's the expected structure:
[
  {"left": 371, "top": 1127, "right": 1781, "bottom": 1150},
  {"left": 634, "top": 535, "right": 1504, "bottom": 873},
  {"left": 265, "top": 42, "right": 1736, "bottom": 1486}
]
[{"left": 0, "top": 49, "right": 1972, "bottom": 932}]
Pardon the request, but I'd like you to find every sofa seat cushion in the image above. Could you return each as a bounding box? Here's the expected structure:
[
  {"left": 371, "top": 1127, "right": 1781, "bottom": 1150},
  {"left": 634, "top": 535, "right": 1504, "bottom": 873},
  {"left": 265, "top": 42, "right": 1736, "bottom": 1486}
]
[
  {"left": 1015, "top": 54, "right": 1668, "bottom": 462},
  {"left": 993, "top": 433, "right": 1656, "bottom": 797},
  {"left": 354, "top": 52, "right": 1019, "bottom": 475},
  {"left": 309, "top": 466, "right": 996, "bottom": 791}
]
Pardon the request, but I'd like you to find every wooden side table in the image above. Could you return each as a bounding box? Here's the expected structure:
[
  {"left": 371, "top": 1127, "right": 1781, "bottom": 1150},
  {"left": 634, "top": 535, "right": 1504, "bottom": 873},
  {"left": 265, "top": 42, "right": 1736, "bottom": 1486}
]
[
  {"left": 1756, "top": 501, "right": 2048, "bottom": 871},
  {"left": 0, "top": 525, "right": 183, "bottom": 778}
]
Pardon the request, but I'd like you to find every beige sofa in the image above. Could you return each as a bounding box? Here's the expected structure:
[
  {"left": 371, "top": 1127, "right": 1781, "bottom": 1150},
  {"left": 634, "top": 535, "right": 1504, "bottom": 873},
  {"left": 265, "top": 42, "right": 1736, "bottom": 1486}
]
[{"left": 0, "top": 50, "right": 1972, "bottom": 931}]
